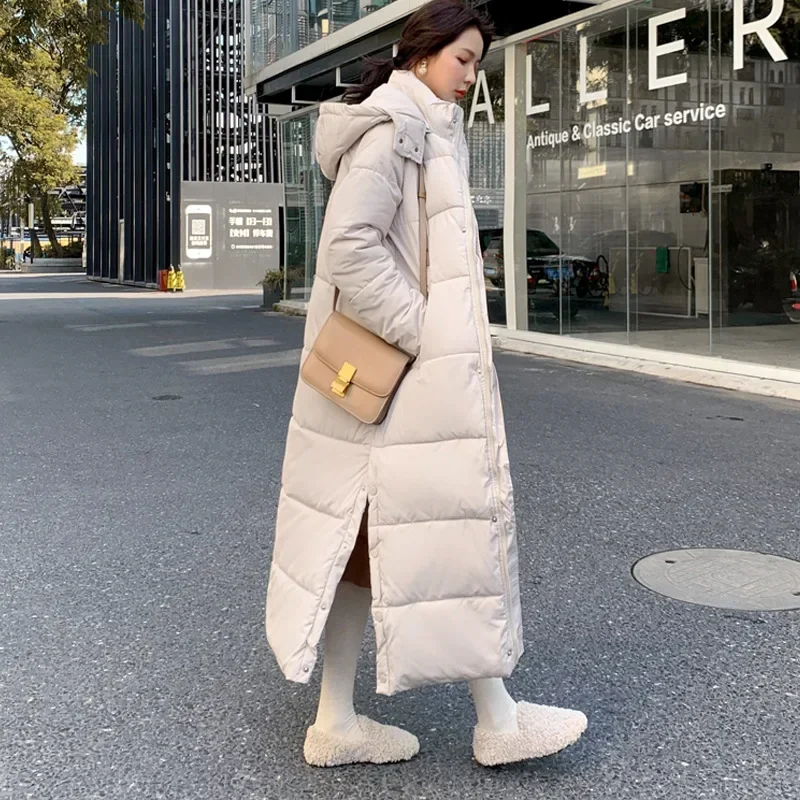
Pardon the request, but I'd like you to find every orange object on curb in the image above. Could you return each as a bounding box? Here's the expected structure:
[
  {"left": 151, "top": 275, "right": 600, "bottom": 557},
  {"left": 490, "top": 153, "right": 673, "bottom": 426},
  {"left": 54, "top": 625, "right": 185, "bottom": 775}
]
[{"left": 158, "top": 269, "right": 169, "bottom": 292}]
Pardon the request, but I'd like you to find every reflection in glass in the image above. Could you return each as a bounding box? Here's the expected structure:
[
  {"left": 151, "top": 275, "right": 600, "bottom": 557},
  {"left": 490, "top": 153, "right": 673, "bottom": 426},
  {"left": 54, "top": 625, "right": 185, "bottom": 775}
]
[
  {"left": 281, "top": 110, "right": 330, "bottom": 301},
  {"left": 463, "top": 49, "right": 507, "bottom": 327},
  {"left": 520, "top": 0, "right": 800, "bottom": 367},
  {"left": 249, "top": 0, "right": 398, "bottom": 73}
]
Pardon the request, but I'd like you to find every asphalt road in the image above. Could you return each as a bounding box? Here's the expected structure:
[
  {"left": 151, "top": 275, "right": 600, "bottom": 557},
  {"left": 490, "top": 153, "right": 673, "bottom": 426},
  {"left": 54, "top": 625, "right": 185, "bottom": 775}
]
[{"left": 1, "top": 273, "right": 798, "bottom": 800}]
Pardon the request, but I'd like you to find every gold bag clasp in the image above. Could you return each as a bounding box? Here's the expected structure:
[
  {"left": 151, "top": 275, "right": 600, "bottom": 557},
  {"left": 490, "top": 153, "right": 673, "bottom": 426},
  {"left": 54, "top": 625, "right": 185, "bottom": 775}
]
[{"left": 331, "top": 362, "right": 357, "bottom": 398}]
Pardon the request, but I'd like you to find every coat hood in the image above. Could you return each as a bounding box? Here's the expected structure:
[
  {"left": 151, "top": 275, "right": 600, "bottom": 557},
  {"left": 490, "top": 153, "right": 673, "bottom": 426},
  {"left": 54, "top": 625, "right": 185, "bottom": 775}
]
[{"left": 314, "top": 71, "right": 461, "bottom": 181}]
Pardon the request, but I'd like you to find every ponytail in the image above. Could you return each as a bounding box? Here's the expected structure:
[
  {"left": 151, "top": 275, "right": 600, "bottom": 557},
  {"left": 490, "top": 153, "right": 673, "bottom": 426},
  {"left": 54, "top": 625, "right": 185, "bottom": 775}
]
[{"left": 342, "top": 56, "right": 397, "bottom": 105}]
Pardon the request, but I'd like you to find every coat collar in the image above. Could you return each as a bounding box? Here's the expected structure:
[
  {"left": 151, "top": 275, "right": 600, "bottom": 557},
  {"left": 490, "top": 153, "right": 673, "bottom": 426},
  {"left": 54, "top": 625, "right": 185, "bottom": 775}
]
[{"left": 386, "top": 70, "right": 464, "bottom": 141}]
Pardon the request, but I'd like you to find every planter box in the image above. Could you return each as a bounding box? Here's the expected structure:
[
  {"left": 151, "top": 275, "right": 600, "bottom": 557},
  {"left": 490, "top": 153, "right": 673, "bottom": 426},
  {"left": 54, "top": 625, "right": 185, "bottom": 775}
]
[
  {"left": 261, "top": 287, "right": 281, "bottom": 309},
  {"left": 21, "top": 258, "right": 83, "bottom": 273}
]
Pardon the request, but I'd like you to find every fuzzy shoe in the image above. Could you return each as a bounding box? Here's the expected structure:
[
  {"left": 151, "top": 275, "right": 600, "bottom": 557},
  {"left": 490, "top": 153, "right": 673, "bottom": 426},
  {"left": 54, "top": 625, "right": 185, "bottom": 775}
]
[
  {"left": 473, "top": 701, "right": 588, "bottom": 767},
  {"left": 304, "top": 716, "right": 420, "bottom": 767}
]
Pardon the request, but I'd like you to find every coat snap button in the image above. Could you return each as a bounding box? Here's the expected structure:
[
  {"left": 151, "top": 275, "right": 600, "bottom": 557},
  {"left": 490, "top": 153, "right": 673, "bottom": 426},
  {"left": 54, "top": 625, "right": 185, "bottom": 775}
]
[
  {"left": 321, "top": 603, "right": 327, "bottom": 611},
  {"left": 492, "top": 515, "right": 498, "bottom": 523},
  {"left": 374, "top": 611, "right": 383, "bottom": 622},
  {"left": 303, "top": 666, "right": 310, "bottom": 673},
  {"left": 398, "top": 136, "right": 404, "bottom": 144},
  {"left": 506, "top": 649, "right": 513, "bottom": 657},
  {"left": 370, "top": 549, "right": 378, "bottom": 559}
]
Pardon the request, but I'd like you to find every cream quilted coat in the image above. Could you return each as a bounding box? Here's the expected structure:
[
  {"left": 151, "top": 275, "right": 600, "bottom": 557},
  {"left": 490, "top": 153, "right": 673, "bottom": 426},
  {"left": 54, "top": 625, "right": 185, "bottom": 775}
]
[{"left": 266, "top": 70, "right": 523, "bottom": 696}]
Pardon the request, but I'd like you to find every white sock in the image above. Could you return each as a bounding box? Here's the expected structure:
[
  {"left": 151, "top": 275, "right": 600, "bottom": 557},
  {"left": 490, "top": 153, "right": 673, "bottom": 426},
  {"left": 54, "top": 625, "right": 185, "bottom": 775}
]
[
  {"left": 314, "top": 581, "right": 371, "bottom": 736},
  {"left": 469, "top": 678, "right": 519, "bottom": 733}
]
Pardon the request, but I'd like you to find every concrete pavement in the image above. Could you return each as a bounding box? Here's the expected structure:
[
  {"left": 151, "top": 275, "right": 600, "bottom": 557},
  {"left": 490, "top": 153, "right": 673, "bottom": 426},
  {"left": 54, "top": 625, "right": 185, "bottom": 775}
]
[{"left": 1, "top": 274, "right": 798, "bottom": 799}]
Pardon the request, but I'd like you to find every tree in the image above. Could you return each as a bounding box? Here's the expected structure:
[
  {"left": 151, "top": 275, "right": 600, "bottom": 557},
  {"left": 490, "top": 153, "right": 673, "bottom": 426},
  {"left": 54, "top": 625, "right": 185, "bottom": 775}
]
[
  {"left": 0, "top": 0, "right": 142, "bottom": 255},
  {"left": 0, "top": 75, "right": 79, "bottom": 255}
]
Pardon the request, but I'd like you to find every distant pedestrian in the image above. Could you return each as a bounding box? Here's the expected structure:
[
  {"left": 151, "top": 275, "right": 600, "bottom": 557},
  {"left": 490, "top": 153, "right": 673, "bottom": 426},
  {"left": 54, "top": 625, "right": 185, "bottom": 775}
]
[{"left": 265, "top": 0, "right": 587, "bottom": 768}]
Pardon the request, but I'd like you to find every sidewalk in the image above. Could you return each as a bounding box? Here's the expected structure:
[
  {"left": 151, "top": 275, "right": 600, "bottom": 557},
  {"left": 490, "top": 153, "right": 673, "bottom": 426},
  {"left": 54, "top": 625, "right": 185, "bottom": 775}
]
[{"left": 0, "top": 271, "right": 263, "bottom": 301}]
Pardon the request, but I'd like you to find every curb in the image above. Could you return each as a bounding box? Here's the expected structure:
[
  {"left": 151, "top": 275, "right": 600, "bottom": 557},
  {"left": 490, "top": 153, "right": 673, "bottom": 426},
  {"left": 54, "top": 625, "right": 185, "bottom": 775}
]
[
  {"left": 492, "top": 332, "right": 800, "bottom": 403},
  {"left": 274, "top": 300, "right": 308, "bottom": 317}
]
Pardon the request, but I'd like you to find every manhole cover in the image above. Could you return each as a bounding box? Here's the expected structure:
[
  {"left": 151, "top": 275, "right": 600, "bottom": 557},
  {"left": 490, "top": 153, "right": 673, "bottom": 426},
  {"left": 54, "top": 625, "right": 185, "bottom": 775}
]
[{"left": 632, "top": 549, "right": 800, "bottom": 611}]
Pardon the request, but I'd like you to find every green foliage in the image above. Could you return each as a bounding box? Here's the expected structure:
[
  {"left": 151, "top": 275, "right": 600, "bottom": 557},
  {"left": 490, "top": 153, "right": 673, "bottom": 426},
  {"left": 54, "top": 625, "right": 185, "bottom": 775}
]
[
  {"left": 259, "top": 267, "right": 305, "bottom": 298},
  {"left": 0, "top": 0, "right": 143, "bottom": 251},
  {"left": 259, "top": 269, "right": 285, "bottom": 292}
]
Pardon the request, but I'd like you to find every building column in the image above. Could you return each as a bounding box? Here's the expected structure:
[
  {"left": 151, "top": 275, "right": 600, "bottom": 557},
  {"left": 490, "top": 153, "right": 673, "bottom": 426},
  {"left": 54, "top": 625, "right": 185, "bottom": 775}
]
[{"left": 503, "top": 42, "right": 528, "bottom": 332}]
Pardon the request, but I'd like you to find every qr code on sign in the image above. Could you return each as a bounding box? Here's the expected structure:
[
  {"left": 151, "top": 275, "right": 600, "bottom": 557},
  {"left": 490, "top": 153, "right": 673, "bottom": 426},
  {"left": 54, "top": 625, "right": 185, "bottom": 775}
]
[{"left": 191, "top": 220, "right": 207, "bottom": 235}]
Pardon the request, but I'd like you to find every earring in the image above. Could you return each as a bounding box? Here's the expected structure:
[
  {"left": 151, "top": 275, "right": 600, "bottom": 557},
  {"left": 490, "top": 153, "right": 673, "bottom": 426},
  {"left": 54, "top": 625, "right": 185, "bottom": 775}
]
[{"left": 418, "top": 60, "right": 428, "bottom": 77}]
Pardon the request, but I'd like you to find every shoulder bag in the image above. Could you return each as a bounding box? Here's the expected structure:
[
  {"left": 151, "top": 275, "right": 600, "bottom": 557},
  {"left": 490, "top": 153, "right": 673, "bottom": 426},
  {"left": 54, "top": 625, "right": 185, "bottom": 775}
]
[{"left": 299, "top": 167, "right": 428, "bottom": 425}]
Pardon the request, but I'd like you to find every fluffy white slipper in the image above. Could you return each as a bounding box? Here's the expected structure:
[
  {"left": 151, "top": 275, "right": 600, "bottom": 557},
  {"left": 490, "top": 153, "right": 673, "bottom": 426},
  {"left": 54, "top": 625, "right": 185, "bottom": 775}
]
[
  {"left": 304, "top": 716, "right": 420, "bottom": 767},
  {"left": 473, "top": 701, "right": 588, "bottom": 767}
]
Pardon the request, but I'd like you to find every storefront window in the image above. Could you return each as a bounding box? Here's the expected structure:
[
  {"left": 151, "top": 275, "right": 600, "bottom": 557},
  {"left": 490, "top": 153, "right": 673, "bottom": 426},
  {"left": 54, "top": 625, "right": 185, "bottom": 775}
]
[
  {"left": 711, "top": 0, "right": 800, "bottom": 365},
  {"left": 461, "top": 49, "right": 506, "bottom": 326},
  {"left": 518, "top": 0, "right": 800, "bottom": 367},
  {"left": 281, "top": 109, "right": 330, "bottom": 301},
  {"left": 525, "top": 16, "right": 632, "bottom": 337}
]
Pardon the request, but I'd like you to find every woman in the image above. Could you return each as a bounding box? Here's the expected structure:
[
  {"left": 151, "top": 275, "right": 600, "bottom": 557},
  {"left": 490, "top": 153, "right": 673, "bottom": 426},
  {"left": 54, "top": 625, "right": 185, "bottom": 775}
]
[{"left": 265, "top": 0, "right": 587, "bottom": 768}]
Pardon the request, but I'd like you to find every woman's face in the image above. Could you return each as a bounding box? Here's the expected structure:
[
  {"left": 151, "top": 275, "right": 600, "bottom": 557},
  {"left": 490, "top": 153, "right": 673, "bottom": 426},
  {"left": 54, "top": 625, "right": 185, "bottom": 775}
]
[{"left": 418, "top": 27, "right": 484, "bottom": 104}]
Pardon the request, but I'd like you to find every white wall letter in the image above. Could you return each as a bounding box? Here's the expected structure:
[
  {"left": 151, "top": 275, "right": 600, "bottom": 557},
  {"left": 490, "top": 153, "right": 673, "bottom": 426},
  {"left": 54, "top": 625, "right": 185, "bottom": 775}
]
[
  {"left": 468, "top": 69, "right": 495, "bottom": 128},
  {"left": 734, "top": 0, "right": 787, "bottom": 71},
  {"left": 648, "top": 8, "right": 688, "bottom": 90},
  {"left": 526, "top": 54, "right": 550, "bottom": 116},
  {"left": 579, "top": 36, "right": 608, "bottom": 105}
]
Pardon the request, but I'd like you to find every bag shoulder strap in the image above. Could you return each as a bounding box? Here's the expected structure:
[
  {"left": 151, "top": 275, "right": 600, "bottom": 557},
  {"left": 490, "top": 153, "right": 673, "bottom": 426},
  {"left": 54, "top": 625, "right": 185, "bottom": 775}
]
[
  {"left": 418, "top": 165, "right": 428, "bottom": 300},
  {"left": 333, "top": 162, "right": 428, "bottom": 310}
]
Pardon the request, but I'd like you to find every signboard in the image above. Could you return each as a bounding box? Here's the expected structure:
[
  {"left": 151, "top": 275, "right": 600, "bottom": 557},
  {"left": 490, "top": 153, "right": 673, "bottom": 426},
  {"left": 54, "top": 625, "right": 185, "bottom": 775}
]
[
  {"left": 226, "top": 207, "right": 276, "bottom": 253},
  {"left": 468, "top": 0, "right": 789, "bottom": 129},
  {"left": 185, "top": 204, "right": 213, "bottom": 259},
  {"left": 180, "top": 182, "right": 285, "bottom": 290}
]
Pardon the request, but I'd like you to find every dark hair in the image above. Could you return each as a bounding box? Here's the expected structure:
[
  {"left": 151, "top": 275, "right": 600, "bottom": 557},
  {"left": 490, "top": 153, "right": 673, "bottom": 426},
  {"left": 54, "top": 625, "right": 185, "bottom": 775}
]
[{"left": 343, "top": 0, "right": 493, "bottom": 104}]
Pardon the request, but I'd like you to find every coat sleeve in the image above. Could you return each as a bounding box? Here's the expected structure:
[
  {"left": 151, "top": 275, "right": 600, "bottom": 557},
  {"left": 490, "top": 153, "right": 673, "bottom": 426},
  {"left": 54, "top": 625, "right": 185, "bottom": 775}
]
[{"left": 323, "top": 125, "right": 425, "bottom": 356}]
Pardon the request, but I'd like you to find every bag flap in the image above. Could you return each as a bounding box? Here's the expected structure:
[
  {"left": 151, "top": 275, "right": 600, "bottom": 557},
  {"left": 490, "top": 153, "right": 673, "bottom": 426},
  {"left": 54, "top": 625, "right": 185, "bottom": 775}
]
[{"left": 313, "top": 311, "right": 411, "bottom": 398}]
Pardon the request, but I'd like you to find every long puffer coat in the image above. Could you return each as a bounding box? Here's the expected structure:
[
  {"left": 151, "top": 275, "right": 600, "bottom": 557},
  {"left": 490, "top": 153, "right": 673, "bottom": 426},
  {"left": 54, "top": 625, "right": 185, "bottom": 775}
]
[{"left": 266, "top": 70, "right": 524, "bottom": 696}]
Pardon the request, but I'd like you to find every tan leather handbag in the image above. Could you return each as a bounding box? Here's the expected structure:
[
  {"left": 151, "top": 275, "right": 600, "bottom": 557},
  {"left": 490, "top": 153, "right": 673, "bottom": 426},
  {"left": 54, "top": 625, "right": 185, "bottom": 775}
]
[{"left": 300, "top": 168, "right": 428, "bottom": 425}]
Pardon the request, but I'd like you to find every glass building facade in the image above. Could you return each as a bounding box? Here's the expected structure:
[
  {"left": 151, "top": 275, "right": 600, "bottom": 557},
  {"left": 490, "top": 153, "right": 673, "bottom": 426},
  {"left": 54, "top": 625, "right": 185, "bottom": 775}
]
[
  {"left": 270, "top": 0, "right": 800, "bottom": 372},
  {"left": 87, "top": 0, "right": 281, "bottom": 285},
  {"left": 281, "top": 110, "right": 331, "bottom": 300},
  {"left": 249, "top": 0, "right": 399, "bottom": 74},
  {"left": 510, "top": 0, "right": 800, "bottom": 368}
]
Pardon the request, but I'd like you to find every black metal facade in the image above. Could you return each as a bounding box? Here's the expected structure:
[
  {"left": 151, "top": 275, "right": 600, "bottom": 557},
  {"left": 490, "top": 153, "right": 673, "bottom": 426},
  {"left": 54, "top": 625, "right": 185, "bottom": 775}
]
[{"left": 87, "top": 0, "right": 280, "bottom": 286}]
